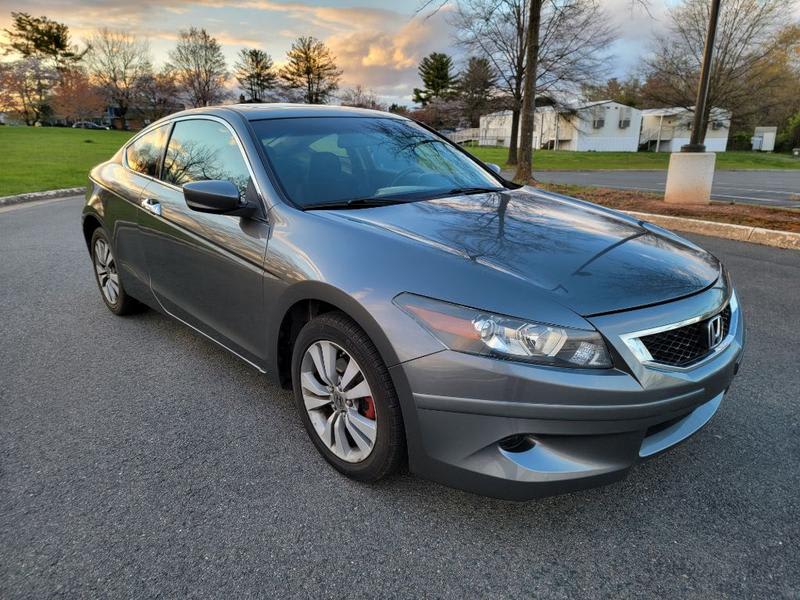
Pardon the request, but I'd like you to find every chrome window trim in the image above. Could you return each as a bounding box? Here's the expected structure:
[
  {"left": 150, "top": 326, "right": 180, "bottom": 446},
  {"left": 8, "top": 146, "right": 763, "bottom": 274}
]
[{"left": 620, "top": 291, "right": 739, "bottom": 371}]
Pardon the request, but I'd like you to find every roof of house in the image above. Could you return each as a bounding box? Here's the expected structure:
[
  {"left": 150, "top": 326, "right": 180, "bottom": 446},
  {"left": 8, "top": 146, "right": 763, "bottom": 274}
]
[{"left": 642, "top": 106, "right": 731, "bottom": 118}]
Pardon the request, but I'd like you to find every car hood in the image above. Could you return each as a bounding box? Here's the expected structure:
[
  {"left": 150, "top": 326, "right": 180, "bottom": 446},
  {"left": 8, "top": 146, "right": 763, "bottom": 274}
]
[{"left": 327, "top": 187, "right": 719, "bottom": 316}]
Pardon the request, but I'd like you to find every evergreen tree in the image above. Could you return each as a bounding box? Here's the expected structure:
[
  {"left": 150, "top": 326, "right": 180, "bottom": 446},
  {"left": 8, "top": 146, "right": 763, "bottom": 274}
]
[
  {"left": 279, "top": 37, "right": 342, "bottom": 104},
  {"left": 413, "top": 52, "right": 458, "bottom": 105},
  {"left": 458, "top": 57, "right": 496, "bottom": 127},
  {"left": 235, "top": 48, "right": 276, "bottom": 102},
  {"left": 2, "top": 12, "right": 84, "bottom": 124}
]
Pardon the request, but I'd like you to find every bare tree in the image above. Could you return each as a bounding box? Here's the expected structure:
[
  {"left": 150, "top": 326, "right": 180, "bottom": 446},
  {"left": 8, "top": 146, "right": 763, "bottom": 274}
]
[
  {"left": 168, "top": 28, "right": 229, "bottom": 108},
  {"left": 643, "top": 0, "right": 795, "bottom": 133},
  {"left": 451, "top": 0, "right": 527, "bottom": 163},
  {"left": 50, "top": 68, "right": 105, "bottom": 123},
  {"left": 0, "top": 58, "right": 56, "bottom": 124},
  {"left": 583, "top": 76, "right": 646, "bottom": 108},
  {"left": 340, "top": 84, "right": 385, "bottom": 110},
  {"left": 451, "top": 0, "right": 615, "bottom": 165},
  {"left": 138, "top": 69, "right": 181, "bottom": 122},
  {"left": 85, "top": 29, "right": 151, "bottom": 128}
]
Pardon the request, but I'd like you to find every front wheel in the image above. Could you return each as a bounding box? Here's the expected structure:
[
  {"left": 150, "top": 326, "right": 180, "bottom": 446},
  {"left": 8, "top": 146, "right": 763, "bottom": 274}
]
[{"left": 291, "top": 312, "right": 406, "bottom": 482}]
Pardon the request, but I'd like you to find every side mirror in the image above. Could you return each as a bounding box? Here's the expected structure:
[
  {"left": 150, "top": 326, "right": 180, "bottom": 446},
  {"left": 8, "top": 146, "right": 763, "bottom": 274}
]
[
  {"left": 183, "top": 180, "right": 254, "bottom": 216},
  {"left": 486, "top": 163, "right": 502, "bottom": 175}
]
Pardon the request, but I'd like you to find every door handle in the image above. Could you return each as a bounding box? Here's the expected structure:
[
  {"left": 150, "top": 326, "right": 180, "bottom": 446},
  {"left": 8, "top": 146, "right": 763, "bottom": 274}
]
[{"left": 141, "top": 198, "right": 162, "bottom": 216}]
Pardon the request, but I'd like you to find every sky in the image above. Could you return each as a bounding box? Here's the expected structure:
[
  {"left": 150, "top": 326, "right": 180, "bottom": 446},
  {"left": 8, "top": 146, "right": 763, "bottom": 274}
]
[{"left": 0, "top": 0, "right": 793, "bottom": 106}]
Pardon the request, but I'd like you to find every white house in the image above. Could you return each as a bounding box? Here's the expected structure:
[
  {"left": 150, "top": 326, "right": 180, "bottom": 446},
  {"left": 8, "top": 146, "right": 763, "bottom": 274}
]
[
  {"left": 639, "top": 107, "right": 732, "bottom": 152},
  {"left": 478, "top": 110, "right": 516, "bottom": 147},
  {"left": 751, "top": 126, "right": 777, "bottom": 152},
  {"left": 536, "top": 101, "right": 643, "bottom": 152},
  {"left": 478, "top": 101, "right": 643, "bottom": 152}
]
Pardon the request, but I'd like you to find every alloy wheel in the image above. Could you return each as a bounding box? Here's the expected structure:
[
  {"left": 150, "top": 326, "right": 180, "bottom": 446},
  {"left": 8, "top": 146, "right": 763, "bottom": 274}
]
[
  {"left": 93, "top": 238, "right": 120, "bottom": 305},
  {"left": 300, "top": 340, "right": 378, "bottom": 463}
]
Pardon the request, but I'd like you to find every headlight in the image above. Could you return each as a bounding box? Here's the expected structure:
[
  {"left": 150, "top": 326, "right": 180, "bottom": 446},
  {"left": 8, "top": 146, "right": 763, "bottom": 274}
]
[{"left": 395, "top": 293, "right": 612, "bottom": 368}]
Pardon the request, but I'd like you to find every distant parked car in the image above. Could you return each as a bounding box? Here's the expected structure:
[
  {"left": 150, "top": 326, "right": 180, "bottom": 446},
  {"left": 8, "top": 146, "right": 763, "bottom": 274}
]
[{"left": 73, "top": 121, "right": 110, "bottom": 130}]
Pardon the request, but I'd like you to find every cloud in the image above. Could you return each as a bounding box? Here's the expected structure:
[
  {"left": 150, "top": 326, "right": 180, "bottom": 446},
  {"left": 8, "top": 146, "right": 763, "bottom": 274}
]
[
  {"left": 236, "top": 0, "right": 396, "bottom": 32},
  {"left": 0, "top": 0, "right": 455, "bottom": 104},
  {"left": 326, "top": 9, "right": 456, "bottom": 102}
]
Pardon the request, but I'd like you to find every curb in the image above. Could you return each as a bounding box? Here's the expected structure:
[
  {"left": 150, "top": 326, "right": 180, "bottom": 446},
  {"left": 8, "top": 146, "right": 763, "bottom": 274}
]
[
  {"left": 0, "top": 187, "right": 85, "bottom": 207},
  {"left": 625, "top": 211, "right": 800, "bottom": 251},
  {"left": 2, "top": 186, "right": 797, "bottom": 250}
]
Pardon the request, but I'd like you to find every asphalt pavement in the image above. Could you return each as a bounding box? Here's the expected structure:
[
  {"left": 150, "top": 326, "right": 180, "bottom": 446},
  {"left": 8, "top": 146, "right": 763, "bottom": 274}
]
[
  {"left": 534, "top": 169, "right": 800, "bottom": 208},
  {"left": 2, "top": 197, "right": 799, "bottom": 598}
]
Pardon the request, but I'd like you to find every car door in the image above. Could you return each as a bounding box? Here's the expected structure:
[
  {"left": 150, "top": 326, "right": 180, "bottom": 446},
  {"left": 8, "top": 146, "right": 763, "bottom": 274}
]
[
  {"left": 137, "top": 117, "right": 270, "bottom": 365},
  {"left": 106, "top": 123, "right": 172, "bottom": 302}
]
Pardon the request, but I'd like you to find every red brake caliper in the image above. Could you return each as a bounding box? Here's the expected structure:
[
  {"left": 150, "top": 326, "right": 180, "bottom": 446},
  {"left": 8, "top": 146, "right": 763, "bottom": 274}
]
[{"left": 361, "top": 396, "right": 376, "bottom": 420}]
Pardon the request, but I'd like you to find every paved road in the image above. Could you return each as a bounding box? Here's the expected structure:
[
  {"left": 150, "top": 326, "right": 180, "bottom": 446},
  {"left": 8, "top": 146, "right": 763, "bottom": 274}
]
[
  {"left": 2, "top": 197, "right": 799, "bottom": 598},
  {"left": 533, "top": 170, "right": 800, "bottom": 208}
]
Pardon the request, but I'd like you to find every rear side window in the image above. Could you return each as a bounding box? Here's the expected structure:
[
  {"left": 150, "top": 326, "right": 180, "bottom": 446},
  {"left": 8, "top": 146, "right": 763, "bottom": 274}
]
[
  {"left": 161, "top": 119, "right": 251, "bottom": 198},
  {"left": 125, "top": 124, "right": 170, "bottom": 177}
]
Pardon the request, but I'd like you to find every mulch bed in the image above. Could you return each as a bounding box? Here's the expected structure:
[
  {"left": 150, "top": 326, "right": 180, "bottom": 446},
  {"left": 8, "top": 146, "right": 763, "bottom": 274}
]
[{"left": 538, "top": 183, "right": 800, "bottom": 233}]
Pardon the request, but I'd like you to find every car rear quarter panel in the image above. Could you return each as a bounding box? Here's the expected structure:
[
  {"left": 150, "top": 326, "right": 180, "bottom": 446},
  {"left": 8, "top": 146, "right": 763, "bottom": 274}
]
[{"left": 84, "top": 161, "right": 154, "bottom": 303}]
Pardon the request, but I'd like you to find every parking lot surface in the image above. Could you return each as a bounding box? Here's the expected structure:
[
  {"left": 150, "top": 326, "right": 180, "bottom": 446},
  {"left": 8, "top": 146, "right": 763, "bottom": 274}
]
[
  {"left": 534, "top": 169, "right": 800, "bottom": 208},
  {"left": 1, "top": 197, "right": 798, "bottom": 598}
]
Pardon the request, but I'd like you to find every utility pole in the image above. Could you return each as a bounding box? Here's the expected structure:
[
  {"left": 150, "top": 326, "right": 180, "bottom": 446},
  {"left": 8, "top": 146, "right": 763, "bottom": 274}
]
[
  {"left": 664, "top": 0, "right": 722, "bottom": 204},
  {"left": 682, "top": 0, "right": 722, "bottom": 152}
]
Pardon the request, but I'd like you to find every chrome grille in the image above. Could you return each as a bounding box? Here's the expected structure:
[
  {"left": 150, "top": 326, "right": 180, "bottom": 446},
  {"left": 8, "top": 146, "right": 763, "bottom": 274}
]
[{"left": 639, "top": 304, "right": 732, "bottom": 367}]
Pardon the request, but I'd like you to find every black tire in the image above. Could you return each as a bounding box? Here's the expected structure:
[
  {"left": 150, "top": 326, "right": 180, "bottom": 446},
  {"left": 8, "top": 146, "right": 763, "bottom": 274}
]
[
  {"left": 89, "top": 228, "right": 143, "bottom": 316},
  {"left": 291, "top": 311, "right": 406, "bottom": 482}
]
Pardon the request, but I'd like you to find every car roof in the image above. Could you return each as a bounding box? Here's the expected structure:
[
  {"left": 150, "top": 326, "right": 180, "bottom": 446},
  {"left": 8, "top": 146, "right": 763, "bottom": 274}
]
[
  {"left": 231, "top": 103, "right": 407, "bottom": 121},
  {"left": 163, "top": 103, "right": 409, "bottom": 122}
]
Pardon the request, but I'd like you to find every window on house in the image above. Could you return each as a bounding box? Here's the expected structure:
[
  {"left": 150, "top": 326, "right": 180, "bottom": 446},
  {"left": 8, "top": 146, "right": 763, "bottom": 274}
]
[
  {"left": 591, "top": 106, "right": 605, "bottom": 129},
  {"left": 619, "top": 107, "right": 632, "bottom": 129}
]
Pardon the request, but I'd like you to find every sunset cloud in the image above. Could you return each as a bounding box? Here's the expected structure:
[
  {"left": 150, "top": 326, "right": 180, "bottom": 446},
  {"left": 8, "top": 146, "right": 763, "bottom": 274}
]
[
  {"left": 7, "top": 0, "right": 749, "bottom": 105},
  {"left": 0, "top": 0, "right": 458, "bottom": 103},
  {"left": 326, "top": 10, "right": 454, "bottom": 97}
]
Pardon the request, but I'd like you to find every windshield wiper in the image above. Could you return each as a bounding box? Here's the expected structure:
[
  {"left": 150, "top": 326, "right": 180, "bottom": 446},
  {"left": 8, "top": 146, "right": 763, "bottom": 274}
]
[
  {"left": 440, "top": 186, "right": 506, "bottom": 197},
  {"left": 302, "top": 197, "right": 410, "bottom": 211}
]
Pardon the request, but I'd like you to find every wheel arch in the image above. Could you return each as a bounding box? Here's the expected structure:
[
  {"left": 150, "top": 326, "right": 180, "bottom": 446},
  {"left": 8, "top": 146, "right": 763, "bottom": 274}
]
[
  {"left": 270, "top": 282, "right": 401, "bottom": 390},
  {"left": 82, "top": 213, "right": 103, "bottom": 252}
]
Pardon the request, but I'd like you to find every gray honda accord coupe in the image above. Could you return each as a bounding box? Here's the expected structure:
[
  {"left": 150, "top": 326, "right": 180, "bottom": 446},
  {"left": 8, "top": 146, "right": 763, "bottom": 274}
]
[{"left": 82, "top": 104, "right": 744, "bottom": 500}]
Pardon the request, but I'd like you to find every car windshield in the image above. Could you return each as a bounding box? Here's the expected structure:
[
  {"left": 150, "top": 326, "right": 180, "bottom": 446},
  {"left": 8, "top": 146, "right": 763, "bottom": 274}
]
[{"left": 250, "top": 117, "right": 504, "bottom": 208}]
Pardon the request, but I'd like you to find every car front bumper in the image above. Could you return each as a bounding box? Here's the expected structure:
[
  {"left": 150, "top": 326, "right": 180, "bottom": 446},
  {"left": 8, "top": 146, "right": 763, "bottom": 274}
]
[{"left": 390, "top": 286, "right": 745, "bottom": 500}]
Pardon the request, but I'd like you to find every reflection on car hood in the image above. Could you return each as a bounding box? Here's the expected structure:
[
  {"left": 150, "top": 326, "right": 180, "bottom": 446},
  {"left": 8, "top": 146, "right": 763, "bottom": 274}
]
[{"left": 327, "top": 187, "right": 720, "bottom": 315}]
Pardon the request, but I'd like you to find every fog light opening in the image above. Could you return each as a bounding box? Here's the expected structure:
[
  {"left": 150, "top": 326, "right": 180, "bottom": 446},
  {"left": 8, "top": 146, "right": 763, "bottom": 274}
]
[{"left": 498, "top": 434, "right": 536, "bottom": 453}]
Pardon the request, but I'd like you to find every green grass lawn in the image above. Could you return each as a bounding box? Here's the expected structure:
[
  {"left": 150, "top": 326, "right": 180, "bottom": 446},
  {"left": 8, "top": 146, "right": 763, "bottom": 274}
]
[
  {"left": 466, "top": 145, "right": 800, "bottom": 171},
  {"left": 0, "top": 127, "right": 134, "bottom": 196},
  {"left": 1, "top": 127, "right": 798, "bottom": 197}
]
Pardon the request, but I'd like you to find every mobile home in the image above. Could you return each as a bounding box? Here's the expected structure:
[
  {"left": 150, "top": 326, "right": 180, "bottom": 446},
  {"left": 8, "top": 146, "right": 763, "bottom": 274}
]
[{"left": 639, "top": 107, "right": 731, "bottom": 152}]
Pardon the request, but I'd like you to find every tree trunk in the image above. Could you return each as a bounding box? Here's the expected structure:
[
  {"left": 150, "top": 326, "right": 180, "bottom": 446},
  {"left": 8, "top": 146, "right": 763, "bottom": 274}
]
[
  {"left": 514, "top": 0, "right": 542, "bottom": 183},
  {"left": 507, "top": 108, "right": 520, "bottom": 165}
]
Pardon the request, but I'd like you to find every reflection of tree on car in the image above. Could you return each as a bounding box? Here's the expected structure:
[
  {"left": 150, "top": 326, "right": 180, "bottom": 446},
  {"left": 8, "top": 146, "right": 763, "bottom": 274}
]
[
  {"left": 162, "top": 127, "right": 251, "bottom": 199},
  {"left": 257, "top": 117, "right": 502, "bottom": 208}
]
